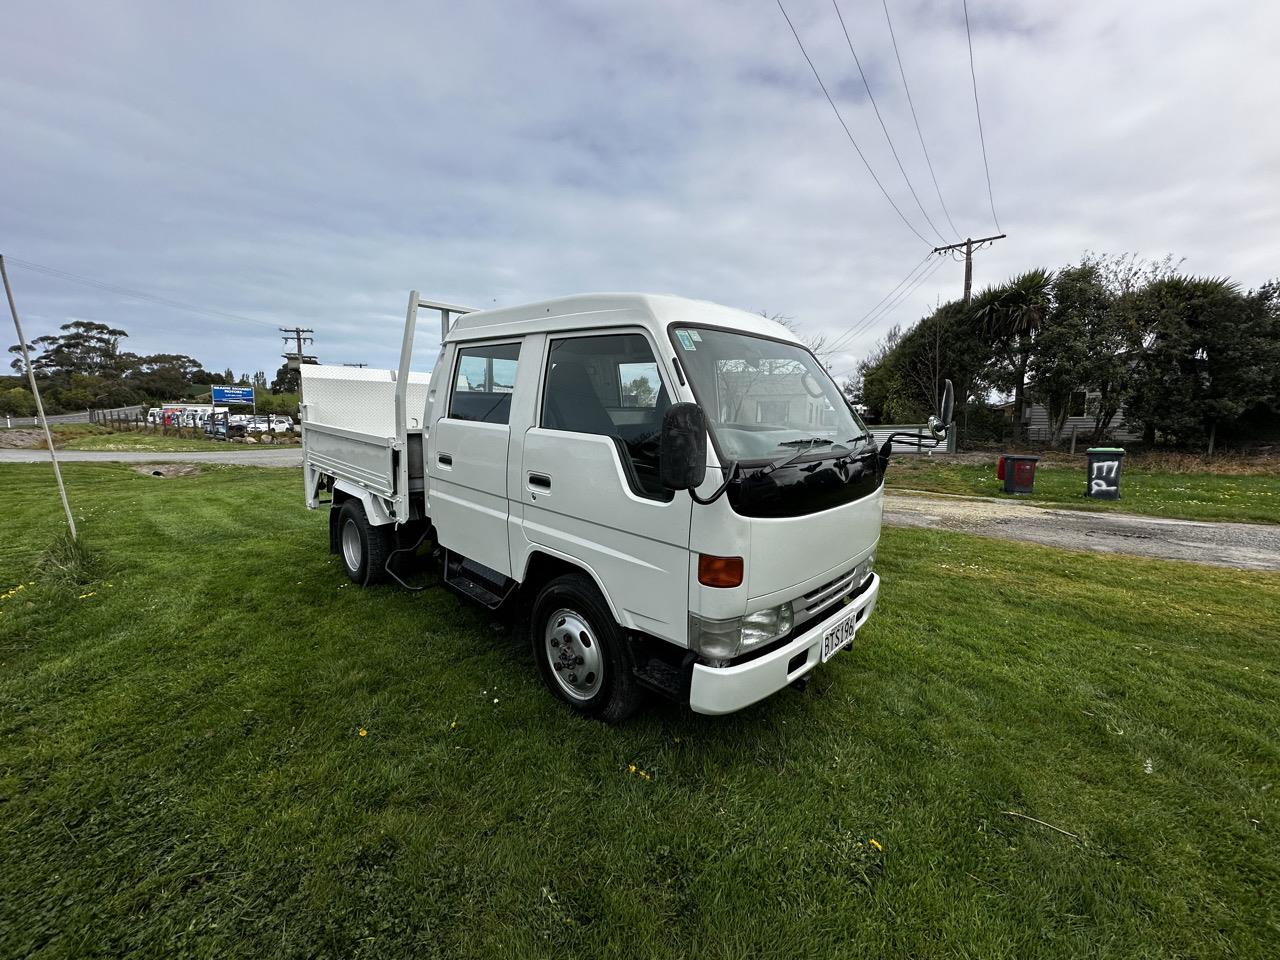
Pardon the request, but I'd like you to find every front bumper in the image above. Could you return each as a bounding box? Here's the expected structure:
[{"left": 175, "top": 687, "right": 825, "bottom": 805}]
[{"left": 688, "top": 573, "right": 880, "bottom": 715}]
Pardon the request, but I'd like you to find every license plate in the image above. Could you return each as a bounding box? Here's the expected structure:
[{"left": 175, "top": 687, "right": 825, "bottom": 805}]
[{"left": 821, "top": 607, "right": 858, "bottom": 663}]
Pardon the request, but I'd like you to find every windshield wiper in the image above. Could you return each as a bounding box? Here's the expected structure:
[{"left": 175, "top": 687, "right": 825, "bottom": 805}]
[
  {"left": 751, "top": 438, "right": 837, "bottom": 478},
  {"left": 777, "top": 437, "right": 835, "bottom": 448}
]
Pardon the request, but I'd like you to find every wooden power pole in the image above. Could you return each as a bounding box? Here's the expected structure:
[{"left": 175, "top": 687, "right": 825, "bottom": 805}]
[
  {"left": 932, "top": 233, "right": 1006, "bottom": 304},
  {"left": 279, "top": 327, "right": 316, "bottom": 396}
]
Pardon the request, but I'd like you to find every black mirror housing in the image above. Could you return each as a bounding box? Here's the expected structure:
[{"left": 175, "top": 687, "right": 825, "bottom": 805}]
[{"left": 660, "top": 402, "right": 708, "bottom": 491}]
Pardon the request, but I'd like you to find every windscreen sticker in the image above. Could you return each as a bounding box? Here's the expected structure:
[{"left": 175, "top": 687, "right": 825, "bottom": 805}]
[
  {"left": 676, "top": 329, "right": 696, "bottom": 350},
  {"left": 689, "top": 329, "right": 703, "bottom": 342}
]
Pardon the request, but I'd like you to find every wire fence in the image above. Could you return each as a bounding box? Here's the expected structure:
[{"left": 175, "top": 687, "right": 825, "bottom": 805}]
[{"left": 3, "top": 405, "right": 150, "bottom": 427}]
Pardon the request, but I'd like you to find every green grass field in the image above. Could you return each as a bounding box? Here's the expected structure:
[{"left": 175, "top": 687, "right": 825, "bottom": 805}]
[
  {"left": 886, "top": 456, "right": 1280, "bottom": 524},
  {"left": 62, "top": 432, "right": 296, "bottom": 452},
  {"left": 2, "top": 464, "right": 1278, "bottom": 958}
]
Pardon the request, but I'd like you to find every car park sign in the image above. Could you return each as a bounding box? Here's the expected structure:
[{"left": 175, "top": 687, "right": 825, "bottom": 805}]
[{"left": 212, "top": 385, "right": 255, "bottom": 405}]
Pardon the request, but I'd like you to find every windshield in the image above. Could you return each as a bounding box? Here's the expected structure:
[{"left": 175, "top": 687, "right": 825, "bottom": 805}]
[{"left": 671, "top": 325, "right": 868, "bottom": 463}]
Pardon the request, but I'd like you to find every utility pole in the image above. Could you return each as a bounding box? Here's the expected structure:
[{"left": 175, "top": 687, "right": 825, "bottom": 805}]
[
  {"left": 279, "top": 327, "right": 316, "bottom": 397},
  {"left": 932, "top": 233, "right": 1006, "bottom": 304},
  {"left": 279, "top": 326, "right": 315, "bottom": 363}
]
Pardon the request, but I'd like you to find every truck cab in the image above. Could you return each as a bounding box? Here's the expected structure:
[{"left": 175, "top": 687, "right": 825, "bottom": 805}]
[{"left": 302, "top": 292, "right": 893, "bottom": 720}]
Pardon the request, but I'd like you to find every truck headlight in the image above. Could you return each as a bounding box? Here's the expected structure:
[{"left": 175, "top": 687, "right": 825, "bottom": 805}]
[
  {"left": 689, "top": 601, "right": 794, "bottom": 660},
  {"left": 740, "top": 602, "right": 793, "bottom": 648}
]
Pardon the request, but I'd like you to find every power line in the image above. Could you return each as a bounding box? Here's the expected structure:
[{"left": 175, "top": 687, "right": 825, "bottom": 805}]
[
  {"left": 829, "top": 249, "right": 934, "bottom": 383},
  {"left": 963, "top": 0, "right": 1001, "bottom": 231},
  {"left": 881, "top": 0, "right": 960, "bottom": 238},
  {"left": 824, "top": 252, "right": 934, "bottom": 355},
  {"left": 834, "top": 253, "right": 948, "bottom": 356},
  {"left": 850, "top": 253, "right": 946, "bottom": 342},
  {"left": 828, "top": 255, "right": 935, "bottom": 354},
  {"left": 831, "top": 0, "right": 949, "bottom": 244},
  {"left": 2, "top": 256, "right": 279, "bottom": 331},
  {"left": 774, "top": 0, "right": 932, "bottom": 247}
]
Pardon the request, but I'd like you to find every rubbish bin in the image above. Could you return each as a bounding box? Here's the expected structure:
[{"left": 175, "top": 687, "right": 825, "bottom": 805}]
[
  {"left": 1002, "top": 455, "right": 1039, "bottom": 494},
  {"left": 1085, "top": 447, "right": 1125, "bottom": 500}
]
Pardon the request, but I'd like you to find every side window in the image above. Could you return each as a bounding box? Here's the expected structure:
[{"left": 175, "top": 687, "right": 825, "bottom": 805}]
[
  {"left": 542, "top": 334, "right": 671, "bottom": 501},
  {"left": 449, "top": 342, "right": 520, "bottom": 424}
]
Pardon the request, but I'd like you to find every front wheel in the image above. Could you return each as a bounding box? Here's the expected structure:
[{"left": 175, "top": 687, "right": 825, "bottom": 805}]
[{"left": 530, "top": 573, "right": 642, "bottom": 722}]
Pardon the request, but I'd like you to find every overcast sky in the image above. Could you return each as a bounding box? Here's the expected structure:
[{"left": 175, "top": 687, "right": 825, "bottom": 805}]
[{"left": 3, "top": 0, "right": 1277, "bottom": 382}]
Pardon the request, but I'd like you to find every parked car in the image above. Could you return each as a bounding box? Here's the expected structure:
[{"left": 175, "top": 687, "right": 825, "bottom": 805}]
[
  {"left": 300, "top": 291, "right": 954, "bottom": 720},
  {"left": 244, "top": 415, "right": 295, "bottom": 434},
  {"left": 206, "top": 420, "right": 247, "bottom": 440}
]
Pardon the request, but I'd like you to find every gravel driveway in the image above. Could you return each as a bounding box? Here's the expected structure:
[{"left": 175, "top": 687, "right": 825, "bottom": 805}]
[{"left": 884, "top": 492, "right": 1280, "bottom": 571}]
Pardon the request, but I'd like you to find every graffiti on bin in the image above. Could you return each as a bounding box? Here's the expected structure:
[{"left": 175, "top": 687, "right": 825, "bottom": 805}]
[{"left": 1089, "top": 458, "right": 1120, "bottom": 497}]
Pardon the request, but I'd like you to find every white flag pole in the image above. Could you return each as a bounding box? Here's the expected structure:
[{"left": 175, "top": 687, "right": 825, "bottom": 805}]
[{"left": 1, "top": 254, "right": 77, "bottom": 540}]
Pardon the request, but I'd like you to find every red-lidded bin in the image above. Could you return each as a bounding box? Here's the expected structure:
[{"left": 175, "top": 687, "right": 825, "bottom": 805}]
[
  {"left": 1002, "top": 455, "right": 1039, "bottom": 494},
  {"left": 996, "top": 455, "right": 1007, "bottom": 481}
]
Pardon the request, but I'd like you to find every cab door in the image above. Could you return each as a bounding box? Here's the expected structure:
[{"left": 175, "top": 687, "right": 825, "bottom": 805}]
[
  {"left": 519, "top": 330, "right": 692, "bottom": 645},
  {"left": 429, "top": 339, "right": 523, "bottom": 577}
]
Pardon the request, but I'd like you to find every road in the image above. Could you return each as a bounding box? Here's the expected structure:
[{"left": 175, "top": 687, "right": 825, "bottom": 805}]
[{"left": 4, "top": 448, "right": 1277, "bottom": 570}]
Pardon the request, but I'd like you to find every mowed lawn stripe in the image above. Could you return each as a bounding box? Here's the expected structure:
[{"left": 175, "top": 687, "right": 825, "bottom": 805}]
[{"left": 1, "top": 464, "right": 1277, "bottom": 958}]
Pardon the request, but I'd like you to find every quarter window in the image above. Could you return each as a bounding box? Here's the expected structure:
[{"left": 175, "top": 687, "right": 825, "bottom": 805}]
[{"left": 449, "top": 342, "right": 520, "bottom": 424}]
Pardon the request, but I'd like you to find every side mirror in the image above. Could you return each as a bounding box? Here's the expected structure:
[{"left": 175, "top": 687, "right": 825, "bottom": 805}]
[
  {"left": 928, "top": 379, "right": 955, "bottom": 440},
  {"left": 660, "top": 402, "right": 708, "bottom": 491}
]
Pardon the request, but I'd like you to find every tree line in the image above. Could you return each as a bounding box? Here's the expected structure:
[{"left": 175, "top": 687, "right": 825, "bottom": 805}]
[
  {"left": 851, "top": 253, "right": 1280, "bottom": 448},
  {"left": 2, "top": 321, "right": 302, "bottom": 417}
]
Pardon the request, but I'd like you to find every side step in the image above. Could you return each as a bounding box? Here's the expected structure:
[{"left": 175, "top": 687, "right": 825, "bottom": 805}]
[
  {"left": 631, "top": 644, "right": 695, "bottom": 702},
  {"left": 442, "top": 551, "right": 515, "bottom": 610}
]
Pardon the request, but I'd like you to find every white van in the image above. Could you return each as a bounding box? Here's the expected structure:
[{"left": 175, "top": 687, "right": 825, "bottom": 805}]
[{"left": 301, "top": 292, "right": 951, "bottom": 720}]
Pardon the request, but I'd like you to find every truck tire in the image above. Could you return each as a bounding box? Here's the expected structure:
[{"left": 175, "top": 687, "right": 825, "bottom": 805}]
[
  {"left": 530, "top": 573, "right": 643, "bottom": 722},
  {"left": 337, "top": 500, "right": 391, "bottom": 586}
]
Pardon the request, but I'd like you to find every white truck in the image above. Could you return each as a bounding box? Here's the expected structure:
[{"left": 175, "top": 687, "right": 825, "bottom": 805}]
[{"left": 301, "top": 291, "right": 952, "bottom": 720}]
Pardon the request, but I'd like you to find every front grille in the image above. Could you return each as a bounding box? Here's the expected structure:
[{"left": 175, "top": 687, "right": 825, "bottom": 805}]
[{"left": 794, "top": 561, "right": 869, "bottom": 626}]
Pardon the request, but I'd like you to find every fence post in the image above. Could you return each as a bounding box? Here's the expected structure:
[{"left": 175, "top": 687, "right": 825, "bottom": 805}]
[{"left": 1070, "top": 423, "right": 1078, "bottom": 455}]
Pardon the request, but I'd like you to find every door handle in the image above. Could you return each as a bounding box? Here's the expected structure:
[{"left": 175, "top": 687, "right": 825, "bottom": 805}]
[
  {"left": 437, "top": 453, "right": 452, "bottom": 467},
  {"left": 528, "top": 472, "right": 552, "bottom": 491}
]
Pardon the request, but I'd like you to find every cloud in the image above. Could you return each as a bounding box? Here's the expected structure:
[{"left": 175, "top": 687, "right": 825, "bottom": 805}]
[{"left": 2, "top": 0, "right": 1277, "bottom": 383}]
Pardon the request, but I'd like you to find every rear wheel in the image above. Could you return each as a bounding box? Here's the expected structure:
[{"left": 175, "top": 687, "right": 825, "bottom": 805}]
[
  {"left": 337, "top": 500, "right": 391, "bottom": 585},
  {"left": 530, "top": 573, "right": 642, "bottom": 722}
]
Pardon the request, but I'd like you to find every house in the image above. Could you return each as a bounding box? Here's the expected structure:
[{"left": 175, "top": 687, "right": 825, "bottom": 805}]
[{"left": 997, "top": 388, "right": 1141, "bottom": 444}]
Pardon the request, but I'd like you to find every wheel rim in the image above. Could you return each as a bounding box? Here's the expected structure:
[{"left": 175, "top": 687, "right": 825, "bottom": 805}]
[
  {"left": 341, "top": 518, "right": 362, "bottom": 573},
  {"left": 544, "top": 607, "right": 604, "bottom": 701}
]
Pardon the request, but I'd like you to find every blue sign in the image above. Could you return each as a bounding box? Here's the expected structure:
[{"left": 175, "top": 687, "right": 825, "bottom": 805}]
[{"left": 212, "top": 385, "right": 255, "bottom": 405}]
